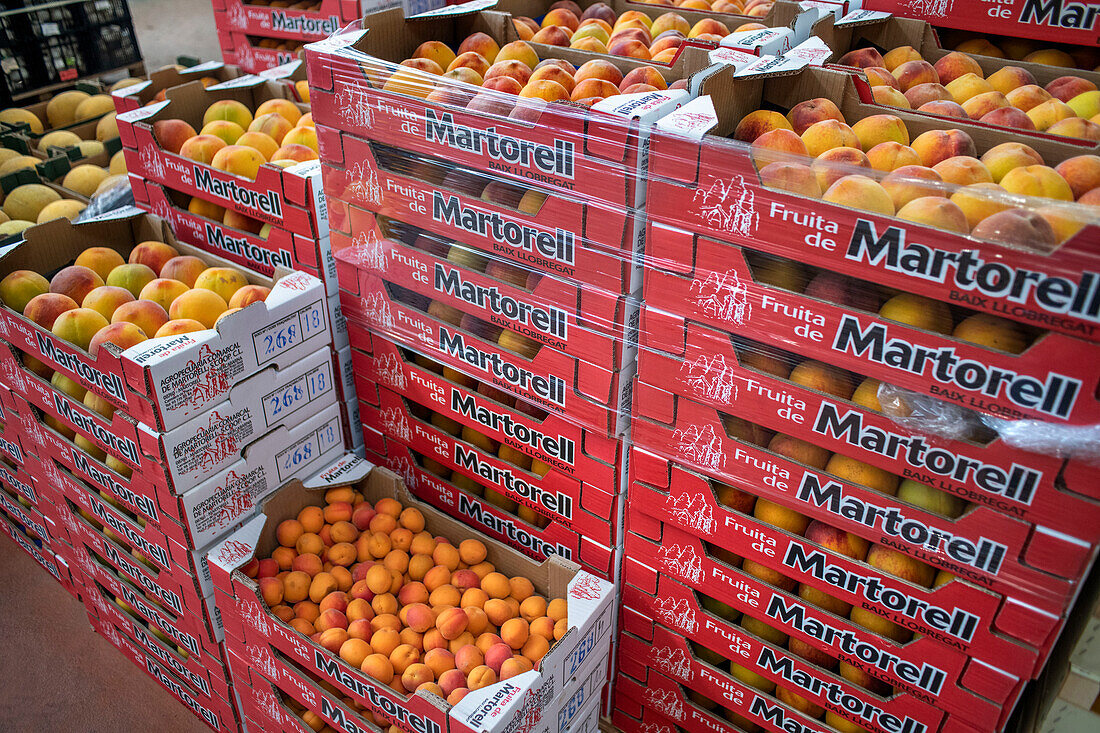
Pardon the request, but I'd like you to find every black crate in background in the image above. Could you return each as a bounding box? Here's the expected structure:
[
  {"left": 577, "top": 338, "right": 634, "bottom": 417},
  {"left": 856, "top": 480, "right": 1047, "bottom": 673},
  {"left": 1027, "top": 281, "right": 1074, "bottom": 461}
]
[{"left": 0, "top": 0, "right": 144, "bottom": 105}]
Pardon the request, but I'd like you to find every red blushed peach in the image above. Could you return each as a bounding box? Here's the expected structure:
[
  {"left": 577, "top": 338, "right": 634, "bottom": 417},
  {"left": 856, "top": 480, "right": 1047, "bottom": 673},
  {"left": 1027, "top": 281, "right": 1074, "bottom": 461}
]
[
  {"left": 759, "top": 162, "right": 822, "bottom": 199},
  {"left": 892, "top": 60, "right": 939, "bottom": 92},
  {"left": 911, "top": 129, "right": 976, "bottom": 167},
  {"left": 570, "top": 78, "right": 620, "bottom": 101},
  {"left": 152, "top": 119, "right": 198, "bottom": 154},
  {"left": 88, "top": 321, "right": 147, "bottom": 356},
  {"left": 933, "top": 52, "right": 984, "bottom": 85},
  {"left": 620, "top": 66, "right": 667, "bottom": 91},
  {"left": 751, "top": 129, "right": 809, "bottom": 170},
  {"left": 81, "top": 285, "right": 133, "bottom": 321},
  {"left": 512, "top": 19, "right": 535, "bottom": 41},
  {"left": 178, "top": 135, "right": 226, "bottom": 164},
  {"left": 531, "top": 26, "right": 571, "bottom": 46},
  {"left": 688, "top": 18, "right": 729, "bottom": 38},
  {"left": 786, "top": 98, "right": 845, "bottom": 136},
  {"left": 50, "top": 266, "right": 104, "bottom": 304},
  {"left": 609, "top": 27, "right": 651, "bottom": 47},
  {"left": 484, "top": 60, "right": 532, "bottom": 88},
  {"left": 569, "top": 37, "right": 608, "bottom": 54},
  {"left": 933, "top": 155, "right": 993, "bottom": 186},
  {"left": 447, "top": 52, "right": 491, "bottom": 79},
  {"left": 822, "top": 175, "right": 896, "bottom": 216},
  {"left": 129, "top": 241, "right": 179, "bottom": 275},
  {"left": 454, "top": 644, "right": 484, "bottom": 676},
  {"left": 622, "top": 83, "right": 660, "bottom": 94},
  {"left": 527, "top": 65, "right": 575, "bottom": 94},
  {"left": 1005, "top": 84, "right": 1052, "bottom": 112},
  {"left": 734, "top": 109, "right": 794, "bottom": 143},
  {"left": 904, "top": 82, "right": 951, "bottom": 109},
  {"left": 138, "top": 278, "right": 188, "bottom": 313},
  {"left": 574, "top": 59, "right": 623, "bottom": 86},
  {"left": 607, "top": 39, "right": 651, "bottom": 59},
  {"left": 1055, "top": 155, "right": 1100, "bottom": 200},
  {"left": 917, "top": 100, "right": 969, "bottom": 118},
  {"left": 112, "top": 299, "right": 169, "bottom": 337},
  {"left": 425, "top": 84, "right": 477, "bottom": 108},
  {"left": 838, "top": 48, "right": 886, "bottom": 69},
  {"left": 1045, "top": 75, "right": 1097, "bottom": 103},
  {"left": 159, "top": 256, "right": 207, "bottom": 288},
  {"left": 1048, "top": 118, "right": 1100, "bottom": 141},
  {"left": 438, "top": 668, "right": 467, "bottom": 697},
  {"left": 866, "top": 141, "right": 922, "bottom": 172},
  {"left": 812, "top": 147, "right": 871, "bottom": 193},
  {"left": 542, "top": 8, "right": 580, "bottom": 32},
  {"left": 478, "top": 76, "right": 520, "bottom": 96},
  {"left": 466, "top": 92, "right": 514, "bottom": 117},
  {"left": 882, "top": 165, "right": 945, "bottom": 210},
  {"left": 247, "top": 113, "right": 293, "bottom": 146},
  {"left": 154, "top": 319, "right": 204, "bottom": 338},
  {"left": 519, "top": 80, "right": 570, "bottom": 102},
  {"left": 987, "top": 66, "right": 1037, "bottom": 95},
  {"left": 649, "top": 35, "right": 684, "bottom": 57},
  {"left": 980, "top": 107, "right": 1036, "bottom": 130},
  {"left": 457, "top": 33, "right": 499, "bottom": 64},
  {"left": 960, "top": 90, "right": 1009, "bottom": 119}
]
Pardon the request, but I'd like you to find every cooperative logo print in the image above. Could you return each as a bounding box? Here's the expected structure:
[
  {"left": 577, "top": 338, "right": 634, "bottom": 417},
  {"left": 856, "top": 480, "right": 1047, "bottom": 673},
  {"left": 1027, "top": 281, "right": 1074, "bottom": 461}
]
[{"left": 694, "top": 175, "right": 759, "bottom": 236}]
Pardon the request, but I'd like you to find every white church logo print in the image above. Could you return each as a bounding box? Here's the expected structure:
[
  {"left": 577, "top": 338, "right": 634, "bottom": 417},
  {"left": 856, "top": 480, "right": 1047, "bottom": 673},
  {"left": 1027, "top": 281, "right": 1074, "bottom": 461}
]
[
  {"left": 673, "top": 423, "right": 725, "bottom": 471},
  {"left": 655, "top": 597, "right": 698, "bottom": 634},
  {"left": 902, "top": 0, "right": 952, "bottom": 18},
  {"left": 667, "top": 490, "right": 716, "bottom": 535},
  {"left": 254, "top": 684, "right": 284, "bottom": 724},
  {"left": 638, "top": 724, "right": 672, "bottom": 733},
  {"left": 139, "top": 146, "right": 167, "bottom": 180},
  {"left": 373, "top": 352, "right": 407, "bottom": 390},
  {"left": 346, "top": 161, "right": 383, "bottom": 205},
  {"left": 227, "top": 2, "right": 246, "bottom": 28},
  {"left": 359, "top": 291, "right": 393, "bottom": 330},
  {"left": 248, "top": 642, "right": 278, "bottom": 680},
  {"left": 652, "top": 646, "right": 693, "bottom": 682},
  {"left": 337, "top": 83, "right": 374, "bottom": 128},
  {"left": 350, "top": 229, "right": 386, "bottom": 272},
  {"left": 691, "top": 269, "right": 752, "bottom": 326},
  {"left": 694, "top": 175, "right": 759, "bottom": 236},
  {"left": 680, "top": 353, "right": 738, "bottom": 403},
  {"left": 379, "top": 406, "right": 411, "bottom": 442},
  {"left": 659, "top": 543, "right": 704, "bottom": 583},
  {"left": 643, "top": 689, "right": 684, "bottom": 721}
]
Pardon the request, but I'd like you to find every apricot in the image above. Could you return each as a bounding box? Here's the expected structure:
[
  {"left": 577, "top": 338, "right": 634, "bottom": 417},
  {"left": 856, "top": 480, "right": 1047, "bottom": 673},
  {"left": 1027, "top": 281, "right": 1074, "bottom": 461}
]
[
  {"left": 480, "top": 572, "right": 510, "bottom": 599},
  {"left": 547, "top": 598, "right": 568, "bottom": 622},
  {"left": 371, "top": 628, "right": 401, "bottom": 658},
  {"left": 431, "top": 607, "right": 466, "bottom": 640},
  {"left": 308, "top": 572, "right": 338, "bottom": 603},
  {"left": 361, "top": 653, "right": 395, "bottom": 684},
  {"left": 502, "top": 655, "right": 535, "bottom": 679},
  {"left": 373, "top": 594, "right": 398, "bottom": 617},
  {"left": 530, "top": 616, "right": 555, "bottom": 640},
  {"left": 259, "top": 576, "right": 284, "bottom": 606},
  {"left": 500, "top": 617, "right": 530, "bottom": 650},
  {"left": 483, "top": 598, "right": 512, "bottom": 627},
  {"left": 430, "top": 585, "right": 462, "bottom": 608}
]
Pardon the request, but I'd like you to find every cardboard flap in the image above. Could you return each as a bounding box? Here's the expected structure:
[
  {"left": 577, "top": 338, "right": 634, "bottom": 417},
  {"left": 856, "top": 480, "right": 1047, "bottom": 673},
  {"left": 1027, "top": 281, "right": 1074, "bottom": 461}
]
[
  {"left": 656, "top": 95, "right": 719, "bottom": 139},
  {"left": 117, "top": 100, "right": 168, "bottom": 124},
  {"left": 409, "top": 0, "right": 497, "bottom": 18},
  {"left": 303, "top": 453, "right": 373, "bottom": 488},
  {"left": 258, "top": 60, "right": 303, "bottom": 79},
  {"left": 837, "top": 8, "right": 891, "bottom": 25},
  {"left": 787, "top": 35, "right": 835, "bottom": 65}
]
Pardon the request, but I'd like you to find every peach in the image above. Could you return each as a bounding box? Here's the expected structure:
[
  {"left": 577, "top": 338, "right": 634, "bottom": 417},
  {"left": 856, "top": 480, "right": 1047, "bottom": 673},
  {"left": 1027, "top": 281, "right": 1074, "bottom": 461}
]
[
  {"left": 904, "top": 82, "right": 951, "bottom": 108},
  {"left": 50, "top": 266, "right": 104, "bottom": 304},
  {"left": 769, "top": 433, "right": 831, "bottom": 469},
  {"left": 1048, "top": 118, "right": 1100, "bottom": 141},
  {"left": 168, "top": 288, "right": 227, "bottom": 328},
  {"left": 866, "top": 141, "right": 922, "bottom": 172},
  {"left": 878, "top": 292, "right": 952, "bottom": 335},
  {"left": 987, "top": 66, "right": 1036, "bottom": 95},
  {"left": 51, "top": 307, "right": 109, "bottom": 350},
  {"left": 496, "top": 41, "right": 539, "bottom": 70},
  {"left": 114, "top": 300, "right": 169, "bottom": 337},
  {"left": 126, "top": 241, "right": 177, "bottom": 276},
  {"left": 650, "top": 12, "right": 689, "bottom": 38},
  {"left": 574, "top": 59, "right": 623, "bottom": 86},
  {"left": 203, "top": 99, "right": 252, "bottom": 129},
  {"left": 1000, "top": 164, "right": 1073, "bottom": 201},
  {"left": 1046, "top": 75, "right": 1098, "bottom": 102},
  {"left": 951, "top": 182, "right": 1011, "bottom": 230},
  {"left": 482, "top": 76, "right": 523, "bottom": 96},
  {"left": 200, "top": 120, "right": 245, "bottom": 146},
  {"left": 751, "top": 502, "right": 807, "bottom": 538},
  {"left": 911, "top": 129, "right": 976, "bottom": 167},
  {"left": 782, "top": 98, "right": 843, "bottom": 136},
  {"left": 892, "top": 60, "right": 939, "bottom": 92},
  {"left": 872, "top": 86, "right": 910, "bottom": 108},
  {"left": 1038, "top": 203, "right": 1089, "bottom": 243},
  {"left": 1068, "top": 90, "right": 1100, "bottom": 118},
  {"left": 1026, "top": 99, "right": 1076, "bottom": 130},
  {"left": 621, "top": 66, "right": 667, "bottom": 91},
  {"left": 838, "top": 48, "right": 886, "bottom": 69},
  {"left": 88, "top": 320, "right": 147, "bottom": 356},
  {"left": 103, "top": 263, "right": 155, "bottom": 300},
  {"left": 252, "top": 98, "right": 301, "bottom": 127},
  {"left": 570, "top": 36, "right": 609, "bottom": 54},
  {"left": 955, "top": 38, "right": 1003, "bottom": 57},
  {"left": 865, "top": 66, "right": 901, "bottom": 90},
  {"left": 934, "top": 52, "right": 984, "bottom": 85},
  {"left": 454, "top": 644, "right": 485, "bottom": 676},
  {"left": 519, "top": 79, "right": 569, "bottom": 102},
  {"left": 1055, "top": 155, "right": 1100, "bottom": 199},
  {"left": 934, "top": 156, "right": 992, "bottom": 186},
  {"left": 945, "top": 73, "right": 994, "bottom": 104},
  {"left": 800, "top": 119, "right": 859, "bottom": 157},
  {"left": 981, "top": 142, "right": 1045, "bottom": 183},
  {"left": 211, "top": 145, "right": 265, "bottom": 181},
  {"left": 512, "top": 19, "right": 535, "bottom": 40},
  {"left": 607, "top": 38, "right": 651, "bottom": 59},
  {"left": 961, "top": 90, "right": 1008, "bottom": 118},
  {"left": 1024, "top": 48, "right": 1075, "bottom": 66},
  {"left": 74, "top": 248, "right": 126, "bottom": 282},
  {"left": 531, "top": 25, "right": 572, "bottom": 46},
  {"left": 868, "top": 544, "right": 935, "bottom": 587},
  {"left": 759, "top": 162, "right": 821, "bottom": 199},
  {"left": 979, "top": 106, "right": 1036, "bottom": 130},
  {"left": 882, "top": 46, "right": 922, "bottom": 71},
  {"left": 485, "top": 60, "right": 533, "bottom": 87},
  {"left": 152, "top": 119, "right": 197, "bottom": 154},
  {"left": 413, "top": 41, "right": 457, "bottom": 72},
  {"left": 0, "top": 270, "right": 48, "bottom": 313},
  {"left": 570, "top": 78, "right": 619, "bottom": 101},
  {"left": 483, "top": 642, "right": 513, "bottom": 674},
  {"left": 851, "top": 114, "right": 910, "bottom": 150},
  {"left": 189, "top": 196, "right": 226, "bottom": 222},
  {"left": 751, "top": 129, "right": 809, "bottom": 169},
  {"left": 226, "top": 284, "right": 269, "bottom": 309},
  {"left": 896, "top": 196, "right": 970, "bottom": 233},
  {"left": 194, "top": 267, "right": 248, "bottom": 304},
  {"left": 248, "top": 113, "right": 293, "bottom": 146},
  {"left": 823, "top": 175, "right": 895, "bottom": 216},
  {"left": 135, "top": 278, "right": 187, "bottom": 313},
  {"left": 812, "top": 146, "right": 872, "bottom": 193},
  {"left": 922, "top": 99, "right": 971, "bottom": 117},
  {"left": 271, "top": 143, "right": 317, "bottom": 163},
  {"left": 461, "top": 94, "right": 510, "bottom": 120},
  {"left": 527, "top": 65, "right": 575, "bottom": 94},
  {"left": 733, "top": 110, "right": 793, "bottom": 143},
  {"left": 1004, "top": 84, "right": 1052, "bottom": 112}
]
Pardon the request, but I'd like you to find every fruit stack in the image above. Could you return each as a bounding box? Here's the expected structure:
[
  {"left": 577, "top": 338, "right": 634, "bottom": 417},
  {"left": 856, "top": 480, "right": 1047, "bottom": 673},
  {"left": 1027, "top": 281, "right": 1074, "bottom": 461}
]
[
  {"left": 113, "top": 67, "right": 364, "bottom": 454},
  {"left": 306, "top": 1, "right": 710, "bottom": 594},
  {"left": 0, "top": 210, "right": 345, "bottom": 732},
  {"left": 212, "top": 0, "right": 371, "bottom": 74},
  {"left": 613, "top": 22, "right": 1100, "bottom": 733},
  {"left": 209, "top": 454, "right": 616, "bottom": 733}
]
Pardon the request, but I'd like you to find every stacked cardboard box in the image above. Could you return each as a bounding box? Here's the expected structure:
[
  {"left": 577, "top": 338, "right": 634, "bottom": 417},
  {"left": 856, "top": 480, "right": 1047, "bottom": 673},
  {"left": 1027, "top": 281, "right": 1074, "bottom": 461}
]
[
  {"left": 614, "top": 9, "right": 1100, "bottom": 733},
  {"left": 210, "top": 455, "right": 616, "bottom": 733},
  {"left": 113, "top": 65, "right": 363, "bottom": 454},
  {"left": 0, "top": 211, "right": 346, "bottom": 731}
]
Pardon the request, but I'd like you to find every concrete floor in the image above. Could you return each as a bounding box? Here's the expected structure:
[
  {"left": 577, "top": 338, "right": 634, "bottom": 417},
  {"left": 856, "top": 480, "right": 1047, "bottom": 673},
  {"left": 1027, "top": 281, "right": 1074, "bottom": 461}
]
[
  {"left": 129, "top": 0, "right": 225, "bottom": 72},
  {"left": 0, "top": 534, "right": 210, "bottom": 733}
]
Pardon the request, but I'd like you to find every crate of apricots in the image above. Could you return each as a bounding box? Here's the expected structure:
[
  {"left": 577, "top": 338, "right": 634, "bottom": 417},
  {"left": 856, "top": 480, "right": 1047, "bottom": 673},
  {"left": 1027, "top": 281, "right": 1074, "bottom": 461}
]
[
  {"left": 0, "top": 211, "right": 331, "bottom": 433},
  {"left": 210, "top": 455, "right": 616, "bottom": 733}
]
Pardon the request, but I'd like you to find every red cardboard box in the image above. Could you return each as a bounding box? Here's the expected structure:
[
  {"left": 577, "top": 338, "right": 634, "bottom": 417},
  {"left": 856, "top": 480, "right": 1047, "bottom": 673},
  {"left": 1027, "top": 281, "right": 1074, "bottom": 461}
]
[
  {"left": 1, "top": 337, "right": 340, "bottom": 497},
  {"left": 620, "top": 541, "right": 1031, "bottom": 703},
  {"left": 340, "top": 281, "right": 631, "bottom": 437},
  {"left": 359, "top": 424, "right": 619, "bottom": 580},
  {"left": 0, "top": 506, "right": 69, "bottom": 589},
  {"left": 111, "top": 61, "right": 244, "bottom": 114},
  {"left": 115, "top": 77, "right": 325, "bottom": 240},
  {"left": 640, "top": 222, "right": 1100, "bottom": 428},
  {"left": 330, "top": 209, "right": 631, "bottom": 369},
  {"left": 213, "top": 0, "right": 362, "bottom": 40},
  {"left": 645, "top": 65, "right": 1100, "bottom": 353},
  {"left": 0, "top": 447, "right": 43, "bottom": 510},
  {"left": 618, "top": 606, "right": 946, "bottom": 733},
  {"left": 0, "top": 214, "right": 332, "bottom": 433},
  {"left": 630, "top": 379, "right": 1093, "bottom": 616},
  {"left": 635, "top": 317, "right": 1100, "bottom": 540},
  {"left": 209, "top": 456, "right": 617, "bottom": 733},
  {"left": 0, "top": 478, "right": 55, "bottom": 546},
  {"left": 349, "top": 329, "right": 622, "bottom": 490},
  {"left": 358, "top": 380, "right": 620, "bottom": 544},
  {"left": 858, "top": 0, "right": 1100, "bottom": 47},
  {"left": 83, "top": 603, "right": 238, "bottom": 732},
  {"left": 129, "top": 175, "right": 336, "bottom": 291},
  {"left": 218, "top": 26, "right": 304, "bottom": 73}
]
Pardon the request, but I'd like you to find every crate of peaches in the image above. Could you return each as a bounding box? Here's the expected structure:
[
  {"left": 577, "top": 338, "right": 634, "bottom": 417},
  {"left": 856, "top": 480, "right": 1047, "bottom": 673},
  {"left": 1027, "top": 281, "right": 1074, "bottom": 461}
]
[
  {"left": 0, "top": 211, "right": 331, "bottom": 432},
  {"left": 209, "top": 455, "right": 616, "bottom": 733},
  {"left": 813, "top": 12, "right": 1100, "bottom": 141}
]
